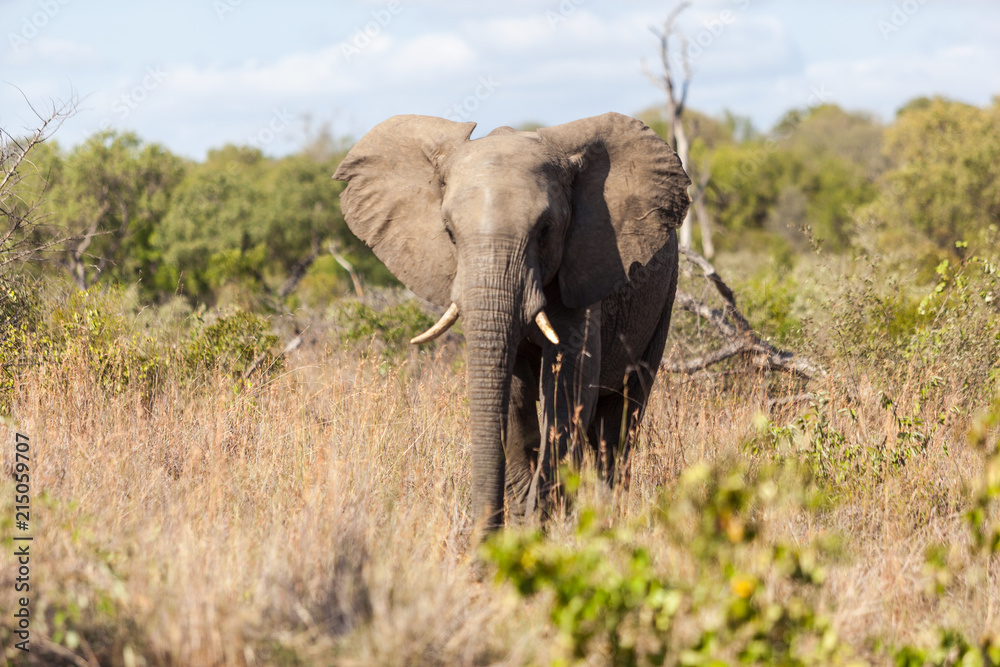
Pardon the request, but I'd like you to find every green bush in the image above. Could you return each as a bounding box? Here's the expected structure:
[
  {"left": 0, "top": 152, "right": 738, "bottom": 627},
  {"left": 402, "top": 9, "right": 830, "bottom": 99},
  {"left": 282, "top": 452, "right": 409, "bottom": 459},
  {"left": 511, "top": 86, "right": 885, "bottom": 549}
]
[
  {"left": 184, "top": 308, "right": 281, "bottom": 379},
  {"left": 486, "top": 397, "right": 1000, "bottom": 666},
  {"left": 0, "top": 278, "right": 41, "bottom": 414},
  {"left": 1, "top": 285, "right": 285, "bottom": 410},
  {"left": 47, "top": 287, "right": 169, "bottom": 396},
  {"left": 486, "top": 462, "right": 848, "bottom": 666},
  {"left": 750, "top": 388, "right": 943, "bottom": 501},
  {"left": 335, "top": 299, "right": 439, "bottom": 359},
  {"left": 893, "top": 397, "right": 1000, "bottom": 666}
]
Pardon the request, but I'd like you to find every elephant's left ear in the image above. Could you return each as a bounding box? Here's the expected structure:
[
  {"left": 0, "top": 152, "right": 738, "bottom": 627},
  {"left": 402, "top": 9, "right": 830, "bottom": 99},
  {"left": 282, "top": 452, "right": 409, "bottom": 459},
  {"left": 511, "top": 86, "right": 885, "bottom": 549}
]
[{"left": 537, "top": 113, "right": 691, "bottom": 309}]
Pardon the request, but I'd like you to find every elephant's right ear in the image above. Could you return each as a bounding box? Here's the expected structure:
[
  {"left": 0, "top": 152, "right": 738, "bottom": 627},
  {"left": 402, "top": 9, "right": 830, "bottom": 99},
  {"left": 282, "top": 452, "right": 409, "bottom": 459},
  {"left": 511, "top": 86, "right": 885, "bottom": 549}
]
[{"left": 333, "top": 115, "right": 476, "bottom": 306}]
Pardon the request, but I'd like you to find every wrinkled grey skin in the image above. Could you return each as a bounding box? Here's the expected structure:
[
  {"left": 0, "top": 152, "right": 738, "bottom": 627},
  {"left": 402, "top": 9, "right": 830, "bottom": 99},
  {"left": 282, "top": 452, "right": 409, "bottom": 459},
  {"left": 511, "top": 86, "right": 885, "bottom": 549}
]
[{"left": 334, "top": 113, "right": 691, "bottom": 531}]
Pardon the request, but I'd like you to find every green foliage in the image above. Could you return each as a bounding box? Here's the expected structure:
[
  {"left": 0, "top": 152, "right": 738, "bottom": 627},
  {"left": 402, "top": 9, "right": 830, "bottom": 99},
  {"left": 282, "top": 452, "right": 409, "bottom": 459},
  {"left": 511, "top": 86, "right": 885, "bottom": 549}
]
[
  {"left": 0, "top": 285, "right": 284, "bottom": 412},
  {"left": 819, "top": 242, "right": 1000, "bottom": 403},
  {"left": 154, "top": 145, "right": 269, "bottom": 299},
  {"left": 0, "top": 278, "right": 41, "bottom": 414},
  {"left": 486, "top": 462, "right": 849, "bottom": 666},
  {"left": 966, "top": 396, "right": 1000, "bottom": 556},
  {"left": 907, "top": 246, "right": 1000, "bottom": 397},
  {"left": 48, "top": 286, "right": 169, "bottom": 396},
  {"left": 184, "top": 308, "right": 281, "bottom": 379},
  {"left": 875, "top": 97, "right": 1000, "bottom": 250},
  {"left": 736, "top": 268, "right": 802, "bottom": 345},
  {"left": 152, "top": 144, "right": 394, "bottom": 304},
  {"left": 487, "top": 396, "right": 1000, "bottom": 666},
  {"left": 4, "top": 129, "right": 395, "bottom": 306},
  {"left": 893, "top": 630, "right": 1000, "bottom": 667},
  {"left": 708, "top": 105, "right": 881, "bottom": 252},
  {"left": 335, "top": 300, "right": 438, "bottom": 359},
  {"left": 891, "top": 397, "right": 1000, "bottom": 666},
  {"left": 751, "top": 390, "right": 942, "bottom": 499},
  {"left": 10, "top": 96, "right": 997, "bottom": 308},
  {"left": 292, "top": 254, "right": 352, "bottom": 308},
  {"left": 0, "top": 489, "right": 149, "bottom": 665},
  {"left": 46, "top": 131, "right": 187, "bottom": 291},
  {"left": 638, "top": 106, "right": 741, "bottom": 151}
]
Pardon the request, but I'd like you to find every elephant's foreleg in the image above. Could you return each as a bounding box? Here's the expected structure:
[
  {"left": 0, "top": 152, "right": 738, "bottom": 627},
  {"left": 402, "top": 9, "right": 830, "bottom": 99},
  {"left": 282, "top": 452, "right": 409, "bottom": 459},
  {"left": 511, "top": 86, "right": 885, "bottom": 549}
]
[
  {"left": 590, "top": 262, "right": 678, "bottom": 485},
  {"left": 504, "top": 349, "right": 541, "bottom": 524},
  {"left": 530, "top": 303, "right": 601, "bottom": 514},
  {"left": 588, "top": 385, "right": 641, "bottom": 486}
]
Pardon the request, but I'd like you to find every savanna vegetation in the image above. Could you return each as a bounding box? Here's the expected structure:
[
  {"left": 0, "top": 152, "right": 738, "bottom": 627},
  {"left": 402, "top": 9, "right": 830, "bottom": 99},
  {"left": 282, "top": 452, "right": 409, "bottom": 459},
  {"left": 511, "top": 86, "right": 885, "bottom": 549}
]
[{"left": 1, "top": 94, "right": 999, "bottom": 665}]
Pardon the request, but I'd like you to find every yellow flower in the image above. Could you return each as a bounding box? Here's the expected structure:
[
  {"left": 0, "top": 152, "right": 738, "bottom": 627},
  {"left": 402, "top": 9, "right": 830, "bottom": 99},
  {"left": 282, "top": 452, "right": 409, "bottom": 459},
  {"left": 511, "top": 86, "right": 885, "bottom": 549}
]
[{"left": 730, "top": 575, "right": 756, "bottom": 599}]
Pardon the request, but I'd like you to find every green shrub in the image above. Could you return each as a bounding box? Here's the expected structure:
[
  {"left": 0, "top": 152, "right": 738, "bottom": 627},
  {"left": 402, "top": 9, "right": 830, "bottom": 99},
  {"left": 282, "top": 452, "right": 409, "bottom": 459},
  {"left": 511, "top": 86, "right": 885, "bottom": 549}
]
[
  {"left": 47, "top": 286, "right": 169, "bottom": 396},
  {"left": 892, "top": 397, "right": 1000, "bottom": 666},
  {"left": 907, "top": 247, "right": 1000, "bottom": 398},
  {"left": 0, "top": 490, "right": 150, "bottom": 665},
  {"left": 3, "top": 285, "right": 284, "bottom": 407},
  {"left": 184, "top": 309, "right": 281, "bottom": 379},
  {"left": 822, "top": 242, "right": 999, "bottom": 400},
  {"left": 335, "top": 299, "right": 438, "bottom": 359},
  {"left": 0, "top": 278, "right": 41, "bottom": 414},
  {"left": 487, "top": 396, "right": 1000, "bottom": 666},
  {"left": 486, "top": 461, "right": 848, "bottom": 666},
  {"left": 751, "top": 388, "right": 942, "bottom": 500},
  {"left": 738, "top": 269, "right": 803, "bottom": 346}
]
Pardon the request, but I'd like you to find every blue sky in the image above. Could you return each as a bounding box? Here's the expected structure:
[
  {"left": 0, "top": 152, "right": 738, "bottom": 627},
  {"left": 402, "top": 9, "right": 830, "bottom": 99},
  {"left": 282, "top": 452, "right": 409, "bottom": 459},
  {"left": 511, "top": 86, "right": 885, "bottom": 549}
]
[{"left": 2, "top": 0, "right": 998, "bottom": 159}]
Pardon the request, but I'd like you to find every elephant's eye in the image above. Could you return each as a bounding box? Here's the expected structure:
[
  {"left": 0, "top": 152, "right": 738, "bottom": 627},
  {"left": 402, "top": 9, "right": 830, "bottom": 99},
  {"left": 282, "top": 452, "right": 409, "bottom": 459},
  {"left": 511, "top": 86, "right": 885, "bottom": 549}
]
[
  {"left": 537, "top": 221, "right": 551, "bottom": 244},
  {"left": 445, "top": 225, "right": 456, "bottom": 245}
]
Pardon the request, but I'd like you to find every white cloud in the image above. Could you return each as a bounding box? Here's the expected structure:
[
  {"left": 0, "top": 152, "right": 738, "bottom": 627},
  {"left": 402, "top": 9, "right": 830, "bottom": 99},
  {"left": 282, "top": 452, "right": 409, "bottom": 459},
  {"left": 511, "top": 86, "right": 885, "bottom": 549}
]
[
  {"left": 804, "top": 44, "right": 1000, "bottom": 119},
  {"left": 459, "top": 16, "right": 551, "bottom": 54},
  {"left": 5, "top": 0, "right": 998, "bottom": 158},
  {"left": 390, "top": 33, "right": 477, "bottom": 77},
  {"left": 3, "top": 37, "right": 98, "bottom": 67}
]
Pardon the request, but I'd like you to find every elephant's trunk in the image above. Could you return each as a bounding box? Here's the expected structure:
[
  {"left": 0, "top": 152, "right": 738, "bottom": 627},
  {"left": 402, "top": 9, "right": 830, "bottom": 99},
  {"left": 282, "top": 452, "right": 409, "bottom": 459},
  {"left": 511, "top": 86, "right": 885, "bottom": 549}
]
[
  {"left": 461, "top": 241, "right": 545, "bottom": 531},
  {"left": 464, "top": 303, "right": 516, "bottom": 531}
]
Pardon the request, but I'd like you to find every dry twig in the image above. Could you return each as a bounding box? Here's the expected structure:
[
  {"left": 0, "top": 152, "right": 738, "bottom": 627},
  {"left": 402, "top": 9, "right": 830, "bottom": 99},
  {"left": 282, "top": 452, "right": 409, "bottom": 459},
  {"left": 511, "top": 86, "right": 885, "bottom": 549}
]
[
  {"left": 663, "top": 246, "right": 825, "bottom": 381},
  {"left": 0, "top": 91, "right": 78, "bottom": 273}
]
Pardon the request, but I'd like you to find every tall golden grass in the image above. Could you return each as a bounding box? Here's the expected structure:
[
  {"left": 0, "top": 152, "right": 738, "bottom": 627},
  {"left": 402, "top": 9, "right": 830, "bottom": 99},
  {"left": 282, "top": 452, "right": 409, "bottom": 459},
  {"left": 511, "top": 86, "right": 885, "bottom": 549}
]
[{"left": 1, "top": 253, "right": 998, "bottom": 664}]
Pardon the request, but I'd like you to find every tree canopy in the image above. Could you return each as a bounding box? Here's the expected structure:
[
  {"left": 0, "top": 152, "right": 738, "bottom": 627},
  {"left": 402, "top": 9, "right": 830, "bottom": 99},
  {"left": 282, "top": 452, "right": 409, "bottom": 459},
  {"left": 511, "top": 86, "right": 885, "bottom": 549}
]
[{"left": 10, "top": 96, "right": 999, "bottom": 306}]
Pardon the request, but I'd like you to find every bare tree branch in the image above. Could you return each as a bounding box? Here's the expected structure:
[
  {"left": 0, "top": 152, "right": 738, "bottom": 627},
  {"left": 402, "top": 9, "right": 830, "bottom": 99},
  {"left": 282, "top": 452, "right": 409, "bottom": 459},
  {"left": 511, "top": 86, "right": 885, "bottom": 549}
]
[
  {"left": 664, "top": 247, "right": 826, "bottom": 381},
  {"left": 0, "top": 91, "right": 78, "bottom": 275},
  {"left": 644, "top": 2, "right": 707, "bottom": 252},
  {"left": 278, "top": 232, "right": 321, "bottom": 298},
  {"left": 329, "top": 241, "right": 364, "bottom": 298}
]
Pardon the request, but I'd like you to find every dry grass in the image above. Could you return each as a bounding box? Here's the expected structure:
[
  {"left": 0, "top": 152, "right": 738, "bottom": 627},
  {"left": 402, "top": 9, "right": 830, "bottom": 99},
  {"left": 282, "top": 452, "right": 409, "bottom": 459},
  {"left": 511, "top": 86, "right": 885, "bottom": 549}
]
[{"left": 0, "top": 289, "right": 998, "bottom": 665}]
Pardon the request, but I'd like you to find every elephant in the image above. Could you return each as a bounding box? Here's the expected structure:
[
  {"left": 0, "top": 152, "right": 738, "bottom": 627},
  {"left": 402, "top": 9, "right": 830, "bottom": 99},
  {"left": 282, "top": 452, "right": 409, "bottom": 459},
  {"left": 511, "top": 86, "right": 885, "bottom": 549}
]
[{"left": 333, "top": 112, "right": 691, "bottom": 531}]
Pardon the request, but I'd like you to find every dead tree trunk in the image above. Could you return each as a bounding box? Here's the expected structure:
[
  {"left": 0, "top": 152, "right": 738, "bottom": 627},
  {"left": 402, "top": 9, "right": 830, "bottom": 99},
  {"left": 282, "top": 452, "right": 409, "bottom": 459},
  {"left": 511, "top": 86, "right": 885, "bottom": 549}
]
[
  {"left": 644, "top": 2, "right": 715, "bottom": 258},
  {"left": 692, "top": 163, "right": 714, "bottom": 260},
  {"left": 328, "top": 241, "right": 364, "bottom": 298},
  {"left": 663, "top": 246, "right": 825, "bottom": 381}
]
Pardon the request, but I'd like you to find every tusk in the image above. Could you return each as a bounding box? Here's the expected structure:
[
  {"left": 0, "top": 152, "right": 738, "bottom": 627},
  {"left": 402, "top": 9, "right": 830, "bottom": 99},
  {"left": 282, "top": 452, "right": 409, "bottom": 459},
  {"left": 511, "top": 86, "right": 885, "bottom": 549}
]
[
  {"left": 410, "top": 303, "right": 460, "bottom": 345},
  {"left": 535, "top": 311, "right": 560, "bottom": 345}
]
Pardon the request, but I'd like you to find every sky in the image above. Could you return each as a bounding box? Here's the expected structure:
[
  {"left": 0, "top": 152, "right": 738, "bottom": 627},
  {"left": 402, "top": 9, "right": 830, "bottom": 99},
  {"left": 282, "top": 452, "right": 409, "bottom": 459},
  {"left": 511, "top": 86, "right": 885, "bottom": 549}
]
[{"left": 2, "top": 0, "right": 999, "bottom": 160}]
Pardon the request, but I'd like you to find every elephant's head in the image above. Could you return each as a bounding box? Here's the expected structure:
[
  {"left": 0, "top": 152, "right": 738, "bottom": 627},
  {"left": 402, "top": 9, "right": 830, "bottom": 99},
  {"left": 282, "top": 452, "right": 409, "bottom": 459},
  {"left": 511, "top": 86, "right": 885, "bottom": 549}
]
[{"left": 333, "top": 113, "right": 690, "bottom": 528}]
